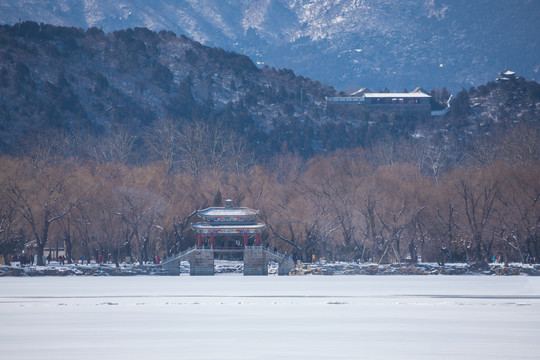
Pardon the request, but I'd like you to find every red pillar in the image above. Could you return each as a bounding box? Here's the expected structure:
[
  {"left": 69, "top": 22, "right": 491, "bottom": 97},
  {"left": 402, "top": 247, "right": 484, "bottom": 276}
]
[
  {"left": 244, "top": 233, "right": 248, "bottom": 247},
  {"left": 197, "top": 233, "right": 202, "bottom": 247},
  {"left": 210, "top": 233, "right": 214, "bottom": 248},
  {"left": 255, "top": 233, "right": 261, "bottom": 246}
]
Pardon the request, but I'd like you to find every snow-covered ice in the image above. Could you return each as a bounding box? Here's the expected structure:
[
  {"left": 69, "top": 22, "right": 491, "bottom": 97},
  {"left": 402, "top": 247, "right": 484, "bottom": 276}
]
[{"left": 1, "top": 276, "right": 539, "bottom": 359}]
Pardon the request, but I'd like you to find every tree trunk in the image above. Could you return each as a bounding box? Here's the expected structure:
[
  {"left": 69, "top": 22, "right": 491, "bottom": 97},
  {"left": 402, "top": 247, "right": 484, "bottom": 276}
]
[
  {"left": 408, "top": 238, "right": 417, "bottom": 264},
  {"left": 438, "top": 249, "right": 446, "bottom": 267},
  {"left": 113, "top": 249, "right": 120, "bottom": 268},
  {"left": 36, "top": 243, "right": 45, "bottom": 266},
  {"left": 36, "top": 217, "right": 51, "bottom": 266},
  {"left": 2, "top": 252, "right": 11, "bottom": 266},
  {"left": 65, "top": 236, "right": 73, "bottom": 264}
]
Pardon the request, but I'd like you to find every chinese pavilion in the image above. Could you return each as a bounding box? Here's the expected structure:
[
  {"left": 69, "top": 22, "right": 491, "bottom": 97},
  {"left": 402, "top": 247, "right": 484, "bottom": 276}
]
[
  {"left": 190, "top": 199, "right": 266, "bottom": 248},
  {"left": 496, "top": 68, "right": 517, "bottom": 83},
  {"left": 162, "top": 200, "right": 294, "bottom": 276}
]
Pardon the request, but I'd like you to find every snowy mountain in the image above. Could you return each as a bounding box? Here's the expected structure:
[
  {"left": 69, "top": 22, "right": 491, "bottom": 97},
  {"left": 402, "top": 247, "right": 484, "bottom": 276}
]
[
  {"left": 1, "top": 0, "right": 539, "bottom": 92},
  {"left": 0, "top": 22, "right": 340, "bottom": 158}
]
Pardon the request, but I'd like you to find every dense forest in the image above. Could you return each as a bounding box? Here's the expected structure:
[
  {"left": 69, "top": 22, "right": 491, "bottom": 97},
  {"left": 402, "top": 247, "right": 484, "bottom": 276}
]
[
  {"left": 1, "top": 126, "right": 538, "bottom": 267},
  {"left": 0, "top": 23, "right": 539, "bottom": 267}
]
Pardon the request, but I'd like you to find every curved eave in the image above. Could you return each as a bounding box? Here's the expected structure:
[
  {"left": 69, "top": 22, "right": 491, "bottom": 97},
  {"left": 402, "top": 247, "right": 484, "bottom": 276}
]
[
  {"left": 198, "top": 207, "right": 259, "bottom": 218},
  {"left": 191, "top": 223, "right": 266, "bottom": 234},
  {"left": 199, "top": 215, "right": 258, "bottom": 222}
]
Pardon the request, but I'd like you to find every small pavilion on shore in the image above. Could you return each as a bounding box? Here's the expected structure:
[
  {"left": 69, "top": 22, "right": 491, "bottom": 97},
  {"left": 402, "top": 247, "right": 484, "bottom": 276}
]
[{"left": 162, "top": 199, "right": 294, "bottom": 275}]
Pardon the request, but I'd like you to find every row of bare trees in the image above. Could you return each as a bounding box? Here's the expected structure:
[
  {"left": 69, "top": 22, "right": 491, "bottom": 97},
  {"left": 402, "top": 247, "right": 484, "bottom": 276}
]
[
  {"left": 1, "top": 147, "right": 538, "bottom": 266},
  {"left": 264, "top": 152, "right": 539, "bottom": 265}
]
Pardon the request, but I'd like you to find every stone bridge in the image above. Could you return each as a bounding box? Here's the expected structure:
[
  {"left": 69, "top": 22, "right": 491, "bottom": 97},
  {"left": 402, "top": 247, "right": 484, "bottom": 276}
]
[{"left": 161, "top": 246, "right": 295, "bottom": 276}]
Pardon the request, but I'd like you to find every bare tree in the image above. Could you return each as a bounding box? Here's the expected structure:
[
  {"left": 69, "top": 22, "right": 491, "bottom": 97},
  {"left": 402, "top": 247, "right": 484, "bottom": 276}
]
[
  {"left": 267, "top": 208, "right": 303, "bottom": 258},
  {"left": 301, "top": 153, "right": 371, "bottom": 259},
  {"left": 177, "top": 121, "right": 250, "bottom": 178},
  {"left": 357, "top": 195, "right": 380, "bottom": 263},
  {"left": 428, "top": 200, "right": 467, "bottom": 265},
  {"left": 3, "top": 158, "right": 77, "bottom": 266},
  {"left": 56, "top": 214, "right": 74, "bottom": 264},
  {"left": 146, "top": 117, "right": 183, "bottom": 173},
  {"left": 496, "top": 162, "right": 540, "bottom": 263},
  {"left": 115, "top": 186, "right": 166, "bottom": 263},
  {"left": 499, "top": 124, "right": 539, "bottom": 163},
  {"left": 0, "top": 199, "right": 24, "bottom": 265},
  {"left": 456, "top": 175, "right": 500, "bottom": 264},
  {"left": 82, "top": 126, "right": 136, "bottom": 165}
]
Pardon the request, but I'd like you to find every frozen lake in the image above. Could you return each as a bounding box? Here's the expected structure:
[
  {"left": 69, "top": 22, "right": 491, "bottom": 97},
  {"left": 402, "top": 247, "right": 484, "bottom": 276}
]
[{"left": 1, "top": 276, "right": 539, "bottom": 360}]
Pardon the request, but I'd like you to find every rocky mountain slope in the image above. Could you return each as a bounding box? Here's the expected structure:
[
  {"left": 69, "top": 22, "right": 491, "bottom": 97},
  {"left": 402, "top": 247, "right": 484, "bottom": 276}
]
[
  {"left": 0, "top": 22, "right": 336, "bottom": 159},
  {"left": 1, "top": 0, "right": 538, "bottom": 92},
  {"left": 0, "top": 22, "right": 538, "bottom": 168}
]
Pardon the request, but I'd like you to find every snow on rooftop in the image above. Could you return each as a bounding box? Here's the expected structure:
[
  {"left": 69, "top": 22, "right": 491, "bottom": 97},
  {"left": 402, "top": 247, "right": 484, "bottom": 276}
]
[
  {"left": 364, "top": 92, "right": 431, "bottom": 98},
  {"left": 198, "top": 207, "right": 259, "bottom": 217}
]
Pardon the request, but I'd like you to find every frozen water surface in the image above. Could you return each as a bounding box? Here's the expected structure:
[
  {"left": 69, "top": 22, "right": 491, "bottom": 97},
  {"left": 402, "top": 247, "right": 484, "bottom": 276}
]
[{"left": 1, "top": 276, "right": 539, "bottom": 360}]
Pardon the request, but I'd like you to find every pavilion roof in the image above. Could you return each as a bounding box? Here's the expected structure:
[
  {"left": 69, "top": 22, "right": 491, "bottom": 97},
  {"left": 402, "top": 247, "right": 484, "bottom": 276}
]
[
  {"left": 198, "top": 207, "right": 259, "bottom": 217},
  {"left": 191, "top": 222, "right": 266, "bottom": 234},
  {"left": 411, "top": 87, "right": 429, "bottom": 94}
]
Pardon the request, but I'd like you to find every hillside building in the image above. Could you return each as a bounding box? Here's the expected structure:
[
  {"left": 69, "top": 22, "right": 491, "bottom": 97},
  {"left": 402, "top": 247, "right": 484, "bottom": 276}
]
[
  {"left": 326, "top": 87, "right": 441, "bottom": 118},
  {"left": 496, "top": 68, "right": 517, "bottom": 83}
]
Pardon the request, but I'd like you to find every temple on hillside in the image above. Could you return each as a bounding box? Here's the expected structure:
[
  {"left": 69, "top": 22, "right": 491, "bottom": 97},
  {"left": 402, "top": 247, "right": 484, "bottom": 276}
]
[
  {"left": 326, "top": 87, "right": 439, "bottom": 118},
  {"left": 496, "top": 68, "right": 517, "bottom": 83},
  {"left": 190, "top": 199, "right": 266, "bottom": 248}
]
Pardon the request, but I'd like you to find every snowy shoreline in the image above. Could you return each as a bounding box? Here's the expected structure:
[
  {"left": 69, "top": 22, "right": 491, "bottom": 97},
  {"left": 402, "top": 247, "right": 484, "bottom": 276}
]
[{"left": 1, "top": 260, "right": 539, "bottom": 276}]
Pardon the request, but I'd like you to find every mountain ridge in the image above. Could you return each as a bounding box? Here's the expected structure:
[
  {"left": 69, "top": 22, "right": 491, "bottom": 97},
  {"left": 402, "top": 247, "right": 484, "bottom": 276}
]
[
  {"left": 0, "top": 22, "right": 338, "bottom": 161},
  {"left": 1, "top": 21, "right": 538, "bottom": 173},
  {"left": 1, "top": 0, "right": 538, "bottom": 92}
]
